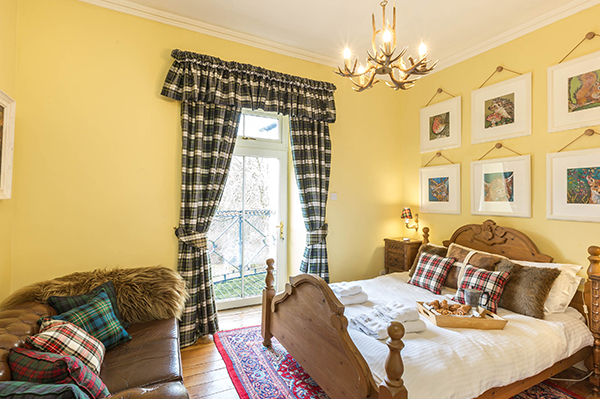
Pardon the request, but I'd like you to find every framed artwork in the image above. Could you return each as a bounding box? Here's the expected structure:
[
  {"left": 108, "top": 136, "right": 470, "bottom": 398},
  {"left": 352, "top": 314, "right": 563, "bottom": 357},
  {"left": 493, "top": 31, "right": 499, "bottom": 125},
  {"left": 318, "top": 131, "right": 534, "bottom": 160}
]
[
  {"left": 548, "top": 50, "right": 600, "bottom": 133},
  {"left": 0, "top": 89, "right": 15, "bottom": 200},
  {"left": 420, "top": 96, "right": 461, "bottom": 153},
  {"left": 547, "top": 148, "right": 600, "bottom": 222},
  {"left": 419, "top": 164, "right": 461, "bottom": 214},
  {"left": 471, "top": 155, "right": 531, "bottom": 218},
  {"left": 471, "top": 73, "right": 531, "bottom": 144}
]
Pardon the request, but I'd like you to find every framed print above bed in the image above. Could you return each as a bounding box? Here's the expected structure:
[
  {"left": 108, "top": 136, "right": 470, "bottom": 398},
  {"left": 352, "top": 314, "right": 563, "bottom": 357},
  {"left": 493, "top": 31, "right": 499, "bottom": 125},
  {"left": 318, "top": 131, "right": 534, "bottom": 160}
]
[
  {"left": 420, "top": 96, "right": 461, "bottom": 153},
  {"left": 0, "top": 89, "right": 15, "bottom": 200},
  {"left": 547, "top": 148, "right": 600, "bottom": 222},
  {"left": 419, "top": 164, "right": 461, "bottom": 214},
  {"left": 471, "top": 73, "right": 531, "bottom": 144},
  {"left": 548, "top": 50, "right": 600, "bottom": 133},
  {"left": 471, "top": 155, "right": 531, "bottom": 218}
]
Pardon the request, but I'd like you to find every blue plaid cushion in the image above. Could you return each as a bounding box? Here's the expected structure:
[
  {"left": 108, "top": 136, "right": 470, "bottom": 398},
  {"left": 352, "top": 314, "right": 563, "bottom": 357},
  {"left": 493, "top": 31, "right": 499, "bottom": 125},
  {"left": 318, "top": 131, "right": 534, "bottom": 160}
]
[
  {"left": 409, "top": 253, "right": 456, "bottom": 295},
  {"left": 9, "top": 348, "right": 109, "bottom": 399},
  {"left": 0, "top": 381, "right": 88, "bottom": 399},
  {"left": 47, "top": 289, "right": 131, "bottom": 350},
  {"left": 48, "top": 281, "right": 128, "bottom": 328}
]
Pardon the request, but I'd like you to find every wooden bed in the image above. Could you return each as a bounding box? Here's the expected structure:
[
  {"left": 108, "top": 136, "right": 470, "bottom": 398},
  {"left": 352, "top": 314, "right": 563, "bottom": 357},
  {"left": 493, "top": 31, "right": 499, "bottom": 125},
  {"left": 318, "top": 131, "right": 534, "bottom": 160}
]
[{"left": 261, "top": 219, "right": 600, "bottom": 399}]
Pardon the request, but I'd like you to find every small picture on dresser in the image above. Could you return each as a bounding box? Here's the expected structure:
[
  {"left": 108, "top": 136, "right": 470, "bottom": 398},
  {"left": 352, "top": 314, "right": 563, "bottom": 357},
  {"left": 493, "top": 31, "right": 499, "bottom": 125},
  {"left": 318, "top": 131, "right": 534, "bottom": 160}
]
[
  {"left": 420, "top": 164, "right": 460, "bottom": 214},
  {"left": 548, "top": 148, "right": 600, "bottom": 222}
]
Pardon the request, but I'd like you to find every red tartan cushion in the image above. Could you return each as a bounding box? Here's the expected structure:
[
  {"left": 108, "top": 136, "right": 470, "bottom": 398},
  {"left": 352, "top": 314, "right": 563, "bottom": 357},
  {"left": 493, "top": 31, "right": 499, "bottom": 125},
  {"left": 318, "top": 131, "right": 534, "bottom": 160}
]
[
  {"left": 8, "top": 348, "right": 109, "bottom": 399},
  {"left": 453, "top": 265, "right": 511, "bottom": 313},
  {"left": 26, "top": 319, "right": 105, "bottom": 375},
  {"left": 408, "top": 253, "right": 456, "bottom": 295}
]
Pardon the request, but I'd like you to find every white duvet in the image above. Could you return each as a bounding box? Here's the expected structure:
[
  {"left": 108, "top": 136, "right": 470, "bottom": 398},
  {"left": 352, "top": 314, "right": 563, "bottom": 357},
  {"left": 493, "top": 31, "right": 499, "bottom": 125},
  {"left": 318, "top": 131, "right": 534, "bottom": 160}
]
[{"left": 343, "top": 272, "right": 593, "bottom": 399}]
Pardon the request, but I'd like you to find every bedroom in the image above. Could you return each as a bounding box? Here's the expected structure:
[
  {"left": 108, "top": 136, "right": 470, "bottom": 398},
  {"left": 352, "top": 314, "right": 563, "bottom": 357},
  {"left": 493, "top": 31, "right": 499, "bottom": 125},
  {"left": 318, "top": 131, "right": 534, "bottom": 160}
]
[{"left": 0, "top": 0, "right": 599, "bottom": 397}]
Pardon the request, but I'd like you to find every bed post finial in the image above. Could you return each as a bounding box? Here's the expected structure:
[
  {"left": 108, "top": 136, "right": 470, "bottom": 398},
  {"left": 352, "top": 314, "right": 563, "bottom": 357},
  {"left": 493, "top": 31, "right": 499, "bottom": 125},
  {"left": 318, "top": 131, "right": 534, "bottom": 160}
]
[
  {"left": 380, "top": 321, "right": 408, "bottom": 399},
  {"left": 422, "top": 227, "right": 430, "bottom": 245},
  {"left": 588, "top": 246, "right": 600, "bottom": 277},
  {"left": 262, "top": 259, "right": 276, "bottom": 347}
]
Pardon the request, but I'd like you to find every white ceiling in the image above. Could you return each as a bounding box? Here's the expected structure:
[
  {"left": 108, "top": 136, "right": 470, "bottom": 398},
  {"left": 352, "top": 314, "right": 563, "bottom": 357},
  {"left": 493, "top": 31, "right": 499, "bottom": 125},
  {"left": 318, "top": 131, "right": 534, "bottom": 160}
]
[{"left": 87, "top": 0, "right": 600, "bottom": 70}]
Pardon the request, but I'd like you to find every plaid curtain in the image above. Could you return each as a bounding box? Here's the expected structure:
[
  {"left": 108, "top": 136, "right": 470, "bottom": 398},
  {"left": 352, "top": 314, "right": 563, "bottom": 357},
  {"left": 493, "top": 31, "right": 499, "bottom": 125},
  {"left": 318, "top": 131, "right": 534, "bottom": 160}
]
[
  {"left": 291, "top": 118, "right": 332, "bottom": 282},
  {"left": 161, "top": 50, "right": 336, "bottom": 346}
]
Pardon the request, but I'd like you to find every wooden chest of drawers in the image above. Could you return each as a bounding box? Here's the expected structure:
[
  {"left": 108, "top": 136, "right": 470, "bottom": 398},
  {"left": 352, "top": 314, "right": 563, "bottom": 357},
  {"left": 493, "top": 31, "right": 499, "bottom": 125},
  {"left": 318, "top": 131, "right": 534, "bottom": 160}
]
[{"left": 384, "top": 238, "right": 422, "bottom": 274}]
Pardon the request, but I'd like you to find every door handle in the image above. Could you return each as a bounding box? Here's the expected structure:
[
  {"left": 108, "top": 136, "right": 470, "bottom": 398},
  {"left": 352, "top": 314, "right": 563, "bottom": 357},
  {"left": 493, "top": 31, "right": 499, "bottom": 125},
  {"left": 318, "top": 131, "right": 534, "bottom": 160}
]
[{"left": 275, "top": 222, "right": 284, "bottom": 240}]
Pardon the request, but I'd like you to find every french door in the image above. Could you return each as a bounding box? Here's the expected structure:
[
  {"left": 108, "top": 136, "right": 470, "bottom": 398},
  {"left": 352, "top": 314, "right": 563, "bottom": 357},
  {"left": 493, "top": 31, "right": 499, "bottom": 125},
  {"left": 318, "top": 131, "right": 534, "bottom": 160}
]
[{"left": 209, "top": 110, "right": 288, "bottom": 310}]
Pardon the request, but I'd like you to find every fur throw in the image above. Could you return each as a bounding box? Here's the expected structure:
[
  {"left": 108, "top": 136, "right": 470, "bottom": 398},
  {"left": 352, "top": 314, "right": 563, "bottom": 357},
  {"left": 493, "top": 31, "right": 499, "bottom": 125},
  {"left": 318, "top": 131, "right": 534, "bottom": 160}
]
[{"left": 0, "top": 266, "right": 188, "bottom": 325}]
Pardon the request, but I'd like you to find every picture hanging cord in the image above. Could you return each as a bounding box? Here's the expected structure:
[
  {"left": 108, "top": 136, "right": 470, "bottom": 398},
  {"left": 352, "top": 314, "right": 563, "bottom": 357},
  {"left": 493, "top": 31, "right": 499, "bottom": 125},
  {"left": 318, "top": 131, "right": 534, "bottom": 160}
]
[
  {"left": 559, "top": 31, "right": 599, "bottom": 64},
  {"left": 425, "top": 88, "right": 456, "bottom": 107},
  {"left": 557, "top": 128, "right": 600, "bottom": 152},
  {"left": 478, "top": 66, "right": 523, "bottom": 89},
  {"left": 424, "top": 151, "right": 455, "bottom": 167},
  {"left": 478, "top": 142, "right": 522, "bottom": 161}
]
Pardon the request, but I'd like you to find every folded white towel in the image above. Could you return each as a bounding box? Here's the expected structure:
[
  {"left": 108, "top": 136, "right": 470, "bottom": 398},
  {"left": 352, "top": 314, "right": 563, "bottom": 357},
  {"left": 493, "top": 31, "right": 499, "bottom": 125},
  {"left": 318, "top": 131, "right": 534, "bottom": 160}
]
[
  {"left": 350, "top": 311, "right": 427, "bottom": 339},
  {"left": 374, "top": 301, "right": 420, "bottom": 323},
  {"left": 338, "top": 291, "right": 369, "bottom": 305},
  {"left": 329, "top": 282, "right": 363, "bottom": 297}
]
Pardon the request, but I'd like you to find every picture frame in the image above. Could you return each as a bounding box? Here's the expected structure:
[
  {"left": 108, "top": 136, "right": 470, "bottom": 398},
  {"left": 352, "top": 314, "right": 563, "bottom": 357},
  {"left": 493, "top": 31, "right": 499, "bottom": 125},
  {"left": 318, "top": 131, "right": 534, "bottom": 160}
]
[
  {"left": 420, "top": 96, "right": 461, "bottom": 153},
  {"left": 471, "top": 155, "right": 531, "bottom": 218},
  {"left": 0, "top": 89, "right": 15, "bottom": 200},
  {"left": 548, "top": 50, "right": 600, "bottom": 133},
  {"left": 471, "top": 73, "right": 531, "bottom": 144},
  {"left": 419, "top": 163, "right": 461, "bottom": 214},
  {"left": 547, "top": 148, "right": 600, "bottom": 222}
]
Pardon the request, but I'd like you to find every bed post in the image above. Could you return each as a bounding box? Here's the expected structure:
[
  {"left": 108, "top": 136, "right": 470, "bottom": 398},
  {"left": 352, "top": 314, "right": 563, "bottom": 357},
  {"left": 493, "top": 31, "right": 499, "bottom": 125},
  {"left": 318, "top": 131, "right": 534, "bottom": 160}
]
[
  {"left": 587, "top": 246, "right": 600, "bottom": 394},
  {"left": 379, "top": 322, "right": 408, "bottom": 399},
  {"left": 261, "top": 258, "right": 276, "bottom": 347},
  {"left": 422, "top": 227, "right": 430, "bottom": 245}
]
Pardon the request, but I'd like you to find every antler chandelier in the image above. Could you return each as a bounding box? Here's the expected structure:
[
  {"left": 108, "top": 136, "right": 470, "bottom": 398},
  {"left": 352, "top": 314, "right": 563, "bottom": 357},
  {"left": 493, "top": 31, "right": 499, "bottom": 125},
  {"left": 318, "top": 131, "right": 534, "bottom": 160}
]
[{"left": 335, "top": 1, "right": 437, "bottom": 92}]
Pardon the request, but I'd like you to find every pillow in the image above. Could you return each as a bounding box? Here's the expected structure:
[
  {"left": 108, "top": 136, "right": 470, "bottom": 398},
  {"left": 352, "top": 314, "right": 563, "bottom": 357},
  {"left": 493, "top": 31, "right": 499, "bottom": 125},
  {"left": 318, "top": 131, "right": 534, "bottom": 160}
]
[
  {"left": 9, "top": 348, "right": 109, "bottom": 399},
  {"left": 408, "top": 253, "right": 456, "bottom": 295},
  {"left": 48, "top": 281, "right": 128, "bottom": 328},
  {"left": 512, "top": 260, "right": 583, "bottom": 314},
  {"left": 454, "top": 265, "right": 511, "bottom": 313},
  {"left": 0, "top": 381, "right": 89, "bottom": 399},
  {"left": 47, "top": 289, "right": 131, "bottom": 350},
  {"left": 408, "top": 243, "right": 448, "bottom": 277},
  {"left": 446, "top": 243, "right": 507, "bottom": 289},
  {"left": 497, "top": 260, "right": 561, "bottom": 319},
  {"left": 26, "top": 319, "right": 105, "bottom": 375}
]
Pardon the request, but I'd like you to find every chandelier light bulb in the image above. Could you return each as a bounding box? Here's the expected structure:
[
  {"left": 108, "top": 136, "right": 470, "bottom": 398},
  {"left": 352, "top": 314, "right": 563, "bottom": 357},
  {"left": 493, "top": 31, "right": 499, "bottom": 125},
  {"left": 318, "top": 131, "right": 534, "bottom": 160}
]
[
  {"left": 383, "top": 29, "right": 392, "bottom": 43},
  {"left": 343, "top": 47, "right": 351, "bottom": 60},
  {"left": 357, "top": 65, "right": 366, "bottom": 74},
  {"left": 419, "top": 42, "right": 427, "bottom": 58}
]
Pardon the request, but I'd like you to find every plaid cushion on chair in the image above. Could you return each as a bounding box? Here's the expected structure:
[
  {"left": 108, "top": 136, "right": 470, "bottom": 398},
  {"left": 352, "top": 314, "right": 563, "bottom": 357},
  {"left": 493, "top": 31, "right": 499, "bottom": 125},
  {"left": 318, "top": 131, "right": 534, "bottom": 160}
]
[
  {"left": 9, "top": 348, "right": 109, "bottom": 399},
  {"left": 408, "top": 253, "right": 456, "bottom": 295},
  {"left": 47, "top": 289, "right": 131, "bottom": 350},
  {"left": 454, "top": 265, "right": 511, "bottom": 313},
  {"left": 26, "top": 319, "right": 105, "bottom": 375},
  {"left": 48, "top": 281, "right": 128, "bottom": 328},
  {"left": 0, "top": 381, "right": 89, "bottom": 398}
]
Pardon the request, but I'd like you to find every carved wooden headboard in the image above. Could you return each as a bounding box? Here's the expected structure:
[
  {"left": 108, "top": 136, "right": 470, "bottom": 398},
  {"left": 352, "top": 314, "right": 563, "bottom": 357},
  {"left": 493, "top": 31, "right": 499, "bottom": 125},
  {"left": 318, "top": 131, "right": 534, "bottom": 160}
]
[{"left": 440, "top": 219, "right": 554, "bottom": 263}]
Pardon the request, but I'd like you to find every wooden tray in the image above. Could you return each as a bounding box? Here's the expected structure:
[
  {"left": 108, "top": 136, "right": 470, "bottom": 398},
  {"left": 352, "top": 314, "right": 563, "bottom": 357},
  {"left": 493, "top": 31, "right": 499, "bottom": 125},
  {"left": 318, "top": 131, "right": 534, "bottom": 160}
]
[{"left": 417, "top": 302, "right": 507, "bottom": 330}]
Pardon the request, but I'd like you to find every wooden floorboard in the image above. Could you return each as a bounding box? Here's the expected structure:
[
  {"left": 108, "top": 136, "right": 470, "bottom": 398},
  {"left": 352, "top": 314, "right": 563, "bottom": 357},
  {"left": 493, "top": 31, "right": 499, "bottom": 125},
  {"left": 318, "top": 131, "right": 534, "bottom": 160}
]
[{"left": 181, "top": 304, "right": 598, "bottom": 398}]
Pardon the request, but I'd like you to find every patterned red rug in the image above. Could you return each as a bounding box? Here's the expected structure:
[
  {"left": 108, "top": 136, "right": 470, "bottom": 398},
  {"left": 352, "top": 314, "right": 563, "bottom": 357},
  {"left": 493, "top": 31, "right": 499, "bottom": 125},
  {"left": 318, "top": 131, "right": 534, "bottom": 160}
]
[{"left": 214, "top": 326, "right": 586, "bottom": 399}]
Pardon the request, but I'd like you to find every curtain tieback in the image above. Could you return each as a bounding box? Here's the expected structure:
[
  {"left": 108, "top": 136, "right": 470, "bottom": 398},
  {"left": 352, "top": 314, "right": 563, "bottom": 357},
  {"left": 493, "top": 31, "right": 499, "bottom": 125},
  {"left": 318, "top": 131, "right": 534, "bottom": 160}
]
[
  {"left": 175, "top": 227, "right": 208, "bottom": 249},
  {"left": 306, "top": 224, "right": 328, "bottom": 246}
]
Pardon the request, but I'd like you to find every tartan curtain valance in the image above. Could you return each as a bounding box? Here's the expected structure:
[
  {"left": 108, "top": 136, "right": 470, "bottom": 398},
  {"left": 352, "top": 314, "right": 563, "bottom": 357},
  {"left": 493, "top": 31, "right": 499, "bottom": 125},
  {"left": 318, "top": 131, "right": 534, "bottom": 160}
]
[{"left": 161, "top": 49, "right": 336, "bottom": 123}]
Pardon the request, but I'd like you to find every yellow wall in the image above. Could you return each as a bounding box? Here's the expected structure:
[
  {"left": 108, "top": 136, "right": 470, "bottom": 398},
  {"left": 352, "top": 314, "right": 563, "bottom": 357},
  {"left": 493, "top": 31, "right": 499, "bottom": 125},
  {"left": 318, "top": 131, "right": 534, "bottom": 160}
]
[
  {"left": 9, "top": 0, "right": 403, "bottom": 292},
  {"left": 400, "top": 5, "right": 600, "bottom": 271},
  {"left": 0, "top": 0, "right": 17, "bottom": 301}
]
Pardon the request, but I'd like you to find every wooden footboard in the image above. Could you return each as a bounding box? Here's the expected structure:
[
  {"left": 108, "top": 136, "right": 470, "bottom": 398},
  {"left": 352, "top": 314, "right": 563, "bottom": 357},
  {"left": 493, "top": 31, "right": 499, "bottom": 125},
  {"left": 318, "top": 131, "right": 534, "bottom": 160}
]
[{"left": 261, "top": 263, "right": 408, "bottom": 399}]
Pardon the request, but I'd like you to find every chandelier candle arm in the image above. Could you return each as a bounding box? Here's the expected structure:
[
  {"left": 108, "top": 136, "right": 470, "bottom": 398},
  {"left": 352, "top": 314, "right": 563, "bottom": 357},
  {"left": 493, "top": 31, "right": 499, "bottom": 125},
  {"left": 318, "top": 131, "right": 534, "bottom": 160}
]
[{"left": 335, "top": 1, "right": 436, "bottom": 92}]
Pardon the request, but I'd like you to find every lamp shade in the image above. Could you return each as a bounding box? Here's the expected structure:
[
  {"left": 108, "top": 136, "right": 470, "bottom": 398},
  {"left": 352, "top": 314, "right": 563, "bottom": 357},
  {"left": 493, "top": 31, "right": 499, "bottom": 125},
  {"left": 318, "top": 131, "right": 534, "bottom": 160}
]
[{"left": 401, "top": 207, "right": 413, "bottom": 220}]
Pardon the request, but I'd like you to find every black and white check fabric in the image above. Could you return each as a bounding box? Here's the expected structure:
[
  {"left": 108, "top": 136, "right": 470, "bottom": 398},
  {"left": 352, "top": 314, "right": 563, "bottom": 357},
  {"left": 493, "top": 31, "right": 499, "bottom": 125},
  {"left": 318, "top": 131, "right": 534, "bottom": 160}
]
[
  {"left": 409, "top": 253, "right": 456, "bottom": 295},
  {"left": 454, "top": 265, "right": 511, "bottom": 313},
  {"left": 162, "top": 50, "right": 337, "bottom": 346}
]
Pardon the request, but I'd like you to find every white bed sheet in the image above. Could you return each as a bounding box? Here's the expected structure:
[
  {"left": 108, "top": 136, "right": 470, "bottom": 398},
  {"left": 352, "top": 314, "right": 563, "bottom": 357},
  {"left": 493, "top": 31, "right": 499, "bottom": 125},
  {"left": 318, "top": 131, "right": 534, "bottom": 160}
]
[{"left": 344, "top": 272, "right": 593, "bottom": 399}]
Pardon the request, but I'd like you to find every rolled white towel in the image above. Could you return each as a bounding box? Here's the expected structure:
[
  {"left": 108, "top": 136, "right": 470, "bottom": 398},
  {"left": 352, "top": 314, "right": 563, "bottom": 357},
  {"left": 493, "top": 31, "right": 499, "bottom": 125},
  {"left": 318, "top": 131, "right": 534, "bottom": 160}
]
[
  {"left": 329, "top": 282, "right": 363, "bottom": 297},
  {"left": 338, "top": 291, "right": 369, "bottom": 305},
  {"left": 374, "top": 301, "right": 420, "bottom": 323},
  {"left": 402, "top": 319, "right": 427, "bottom": 334},
  {"left": 350, "top": 312, "right": 427, "bottom": 339}
]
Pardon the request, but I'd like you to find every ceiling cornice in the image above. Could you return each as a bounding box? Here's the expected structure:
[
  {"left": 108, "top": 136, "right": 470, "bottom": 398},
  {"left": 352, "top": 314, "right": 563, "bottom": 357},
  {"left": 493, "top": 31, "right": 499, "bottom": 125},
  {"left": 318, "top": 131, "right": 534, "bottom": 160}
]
[
  {"left": 78, "top": 0, "right": 600, "bottom": 73},
  {"left": 77, "top": 0, "right": 340, "bottom": 67}
]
